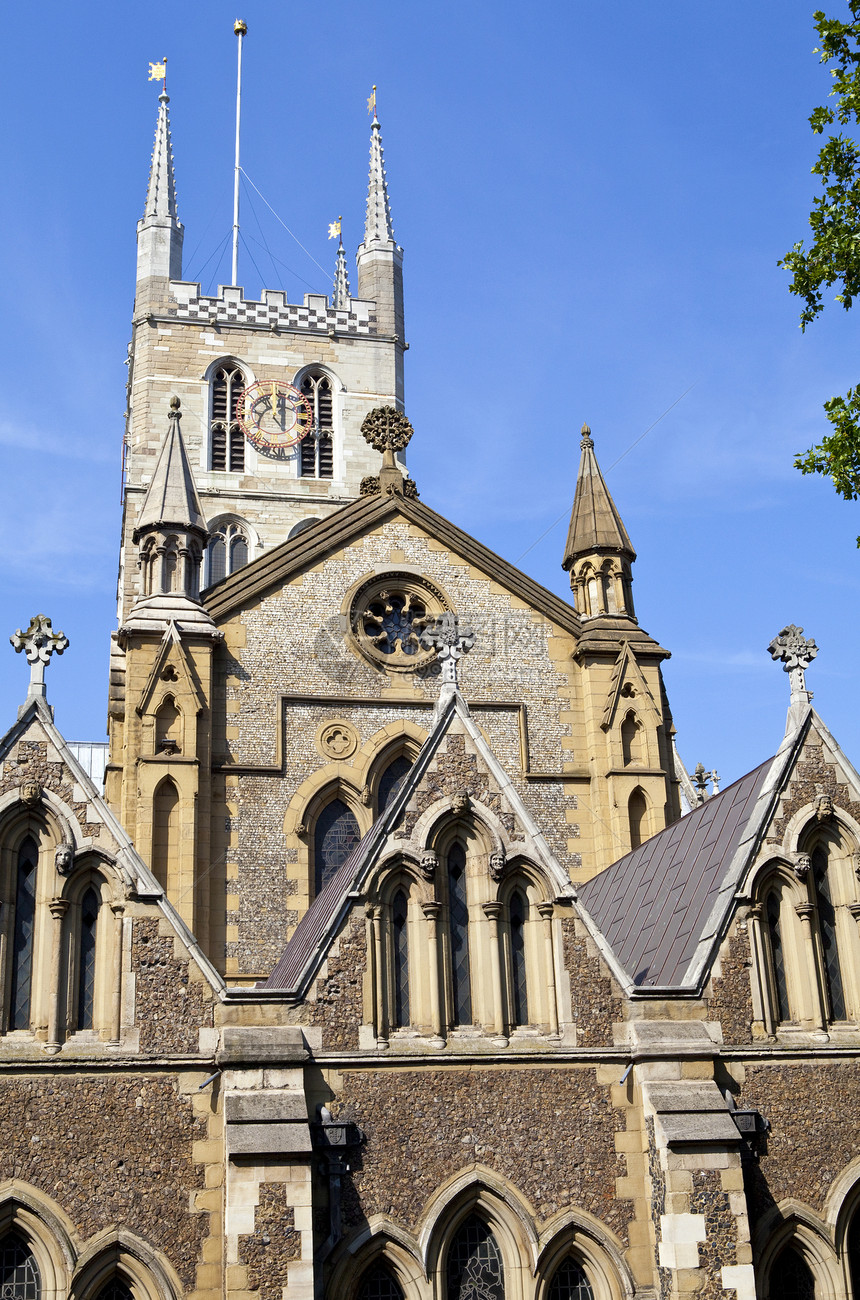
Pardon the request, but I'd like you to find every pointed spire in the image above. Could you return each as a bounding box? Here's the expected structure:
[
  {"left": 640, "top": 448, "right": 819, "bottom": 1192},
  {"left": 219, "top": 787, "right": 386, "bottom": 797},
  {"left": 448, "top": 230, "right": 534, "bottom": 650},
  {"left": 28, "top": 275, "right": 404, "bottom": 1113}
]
[
  {"left": 563, "top": 424, "right": 635, "bottom": 568},
  {"left": 136, "top": 91, "right": 183, "bottom": 288},
  {"left": 143, "top": 92, "right": 179, "bottom": 221},
  {"left": 362, "top": 112, "right": 396, "bottom": 247},
  {"left": 134, "top": 398, "right": 206, "bottom": 539},
  {"left": 333, "top": 226, "right": 351, "bottom": 307}
]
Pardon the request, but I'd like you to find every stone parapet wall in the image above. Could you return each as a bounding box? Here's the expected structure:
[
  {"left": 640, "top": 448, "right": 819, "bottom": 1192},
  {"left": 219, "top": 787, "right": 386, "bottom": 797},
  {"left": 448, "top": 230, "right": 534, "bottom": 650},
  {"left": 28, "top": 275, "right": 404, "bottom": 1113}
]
[{"left": 168, "top": 282, "right": 378, "bottom": 334}]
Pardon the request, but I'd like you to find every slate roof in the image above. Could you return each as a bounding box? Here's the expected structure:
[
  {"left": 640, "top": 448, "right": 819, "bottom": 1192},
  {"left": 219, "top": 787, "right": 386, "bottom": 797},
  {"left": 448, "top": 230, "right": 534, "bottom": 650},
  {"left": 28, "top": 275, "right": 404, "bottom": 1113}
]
[{"left": 578, "top": 760, "right": 773, "bottom": 988}]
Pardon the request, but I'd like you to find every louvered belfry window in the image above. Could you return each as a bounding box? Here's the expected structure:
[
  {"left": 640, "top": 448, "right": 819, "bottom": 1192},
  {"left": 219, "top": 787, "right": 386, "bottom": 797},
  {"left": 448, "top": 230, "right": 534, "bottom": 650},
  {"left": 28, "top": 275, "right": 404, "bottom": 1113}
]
[
  {"left": 9, "top": 837, "right": 38, "bottom": 1031},
  {"left": 446, "top": 1216, "right": 504, "bottom": 1300},
  {"left": 211, "top": 364, "right": 246, "bottom": 472},
  {"left": 314, "top": 799, "right": 360, "bottom": 897},
  {"left": 447, "top": 844, "right": 472, "bottom": 1026},
  {"left": 299, "top": 373, "right": 334, "bottom": 479},
  {"left": 78, "top": 886, "right": 100, "bottom": 1030},
  {"left": 0, "top": 1233, "right": 40, "bottom": 1300}
]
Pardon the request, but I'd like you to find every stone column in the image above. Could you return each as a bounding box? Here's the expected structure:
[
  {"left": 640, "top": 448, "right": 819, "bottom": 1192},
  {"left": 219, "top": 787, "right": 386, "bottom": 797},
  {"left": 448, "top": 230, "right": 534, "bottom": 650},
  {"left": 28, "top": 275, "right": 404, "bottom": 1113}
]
[
  {"left": 537, "top": 902, "right": 560, "bottom": 1038},
  {"left": 482, "top": 902, "right": 507, "bottom": 1046},
  {"left": 421, "top": 901, "right": 445, "bottom": 1047},
  {"left": 371, "top": 906, "right": 388, "bottom": 1049},
  {"left": 45, "top": 898, "right": 69, "bottom": 1053},
  {"left": 109, "top": 903, "right": 125, "bottom": 1044},
  {"left": 795, "top": 902, "right": 827, "bottom": 1030}
]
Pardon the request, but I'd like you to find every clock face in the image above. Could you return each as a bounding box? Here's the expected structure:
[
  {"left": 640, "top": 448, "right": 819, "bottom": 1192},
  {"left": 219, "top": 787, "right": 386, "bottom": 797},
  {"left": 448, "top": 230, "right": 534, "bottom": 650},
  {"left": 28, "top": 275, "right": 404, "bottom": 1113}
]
[{"left": 240, "top": 380, "right": 314, "bottom": 460}]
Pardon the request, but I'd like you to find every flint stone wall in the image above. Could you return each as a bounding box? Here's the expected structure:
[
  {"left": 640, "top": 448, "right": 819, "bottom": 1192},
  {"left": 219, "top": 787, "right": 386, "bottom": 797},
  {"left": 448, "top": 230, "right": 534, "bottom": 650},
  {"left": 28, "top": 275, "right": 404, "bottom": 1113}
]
[{"left": 132, "top": 918, "right": 214, "bottom": 1053}]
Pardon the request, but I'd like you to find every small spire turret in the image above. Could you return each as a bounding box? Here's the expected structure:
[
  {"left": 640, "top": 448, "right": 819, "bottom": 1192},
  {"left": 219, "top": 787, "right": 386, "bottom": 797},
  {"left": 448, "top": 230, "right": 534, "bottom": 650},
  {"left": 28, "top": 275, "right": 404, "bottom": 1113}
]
[
  {"left": 563, "top": 424, "right": 637, "bottom": 621},
  {"left": 136, "top": 90, "right": 184, "bottom": 293},
  {"left": 333, "top": 225, "right": 351, "bottom": 307}
]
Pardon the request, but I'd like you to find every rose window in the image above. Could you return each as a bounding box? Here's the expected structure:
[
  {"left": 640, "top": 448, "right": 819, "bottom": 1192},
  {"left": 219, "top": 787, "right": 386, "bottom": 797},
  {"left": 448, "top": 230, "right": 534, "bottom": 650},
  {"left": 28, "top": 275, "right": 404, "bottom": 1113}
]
[
  {"left": 363, "top": 591, "right": 428, "bottom": 657},
  {"left": 348, "top": 572, "right": 452, "bottom": 673}
]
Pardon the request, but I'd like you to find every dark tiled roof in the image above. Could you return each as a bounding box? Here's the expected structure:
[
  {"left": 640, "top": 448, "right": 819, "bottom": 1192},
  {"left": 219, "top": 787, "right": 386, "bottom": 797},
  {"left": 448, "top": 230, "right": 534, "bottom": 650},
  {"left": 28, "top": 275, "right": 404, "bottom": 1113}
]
[
  {"left": 578, "top": 760, "right": 773, "bottom": 987},
  {"left": 261, "top": 826, "right": 379, "bottom": 993}
]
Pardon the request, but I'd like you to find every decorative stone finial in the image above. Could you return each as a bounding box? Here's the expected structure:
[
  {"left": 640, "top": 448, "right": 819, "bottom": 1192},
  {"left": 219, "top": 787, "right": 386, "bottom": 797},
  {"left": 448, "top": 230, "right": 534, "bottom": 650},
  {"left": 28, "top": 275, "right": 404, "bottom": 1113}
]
[
  {"left": 361, "top": 406, "right": 414, "bottom": 453},
  {"left": 169, "top": 395, "right": 181, "bottom": 415},
  {"left": 11, "top": 615, "right": 69, "bottom": 701},
  {"left": 419, "top": 614, "right": 475, "bottom": 686},
  {"left": 768, "top": 625, "right": 817, "bottom": 702},
  {"left": 580, "top": 423, "right": 594, "bottom": 449}
]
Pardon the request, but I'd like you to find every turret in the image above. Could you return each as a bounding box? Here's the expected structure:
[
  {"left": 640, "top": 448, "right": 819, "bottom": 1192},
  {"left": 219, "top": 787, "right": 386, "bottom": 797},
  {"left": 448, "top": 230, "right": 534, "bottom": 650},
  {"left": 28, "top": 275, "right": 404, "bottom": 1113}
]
[
  {"left": 356, "top": 107, "right": 404, "bottom": 344},
  {"left": 136, "top": 90, "right": 183, "bottom": 309},
  {"left": 562, "top": 424, "right": 636, "bottom": 622}
]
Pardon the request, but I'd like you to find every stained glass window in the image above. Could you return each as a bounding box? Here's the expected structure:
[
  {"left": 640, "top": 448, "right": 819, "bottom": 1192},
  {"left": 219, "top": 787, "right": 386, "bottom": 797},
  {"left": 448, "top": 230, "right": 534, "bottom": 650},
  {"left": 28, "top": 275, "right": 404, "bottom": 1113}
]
[
  {"left": 9, "top": 837, "right": 37, "bottom": 1031},
  {"left": 356, "top": 1262, "right": 404, "bottom": 1300},
  {"left": 769, "top": 1246, "right": 815, "bottom": 1299},
  {"left": 548, "top": 1258, "right": 594, "bottom": 1300},
  {"left": 94, "top": 1279, "right": 134, "bottom": 1300},
  {"left": 766, "top": 890, "right": 790, "bottom": 1022},
  {"left": 509, "top": 891, "right": 528, "bottom": 1027},
  {"left": 378, "top": 755, "right": 412, "bottom": 814},
  {"left": 78, "top": 886, "right": 100, "bottom": 1031},
  {"left": 0, "top": 1232, "right": 40, "bottom": 1300},
  {"left": 447, "top": 844, "right": 472, "bottom": 1026},
  {"left": 314, "top": 799, "right": 360, "bottom": 897},
  {"left": 812, "top": 847, "right": 846, "bottom": 1021},
  {"left": 362, "top": 592, "right": 427, "bottom": 657},
  {"left": 446, "top": 1215, "right": 504, "bottom": 1300},
  {"left": 392, "top": 889, "right": 410, "bottom": 1028}
]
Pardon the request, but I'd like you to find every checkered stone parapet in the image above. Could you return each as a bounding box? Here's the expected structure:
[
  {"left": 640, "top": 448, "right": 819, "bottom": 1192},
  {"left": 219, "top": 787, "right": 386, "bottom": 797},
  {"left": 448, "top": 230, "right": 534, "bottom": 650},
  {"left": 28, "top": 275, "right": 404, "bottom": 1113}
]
[{"left": 168, "top": 282, "right": 378, "bottom": 334}]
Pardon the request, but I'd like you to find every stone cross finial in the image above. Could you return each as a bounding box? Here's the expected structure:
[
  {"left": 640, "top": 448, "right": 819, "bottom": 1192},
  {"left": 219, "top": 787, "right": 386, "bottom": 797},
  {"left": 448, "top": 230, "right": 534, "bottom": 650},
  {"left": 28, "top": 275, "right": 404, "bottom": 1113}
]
[
  {"left": 768, "top": 624, "right": 817, "bottom": 702},
  {"left": 10, "top": 615, "right": 69, "bottom": 700},
  {"left": 419, "top": 613, "right": 475, "bottom": 686}
]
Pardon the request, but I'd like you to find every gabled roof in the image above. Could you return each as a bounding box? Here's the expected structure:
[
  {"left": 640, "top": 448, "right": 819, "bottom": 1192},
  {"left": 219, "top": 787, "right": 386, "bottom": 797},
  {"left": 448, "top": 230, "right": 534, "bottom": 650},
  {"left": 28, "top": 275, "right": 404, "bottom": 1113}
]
[
  {"left": 204, "top": 490, "right": 583, "bottom": 637},
  {"left": 578, "top": 760, "right": 773, "bottom": 989},
  {"left": 262, "top": 686, "right": 575, "bottom": 995}
]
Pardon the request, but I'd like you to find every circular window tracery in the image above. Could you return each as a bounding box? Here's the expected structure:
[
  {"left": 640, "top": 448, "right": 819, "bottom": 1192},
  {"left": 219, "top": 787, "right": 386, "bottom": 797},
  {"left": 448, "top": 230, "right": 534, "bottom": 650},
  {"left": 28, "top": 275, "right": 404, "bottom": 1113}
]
[{"left": 348, "top": 572, "right": 451, "bottom": 673}]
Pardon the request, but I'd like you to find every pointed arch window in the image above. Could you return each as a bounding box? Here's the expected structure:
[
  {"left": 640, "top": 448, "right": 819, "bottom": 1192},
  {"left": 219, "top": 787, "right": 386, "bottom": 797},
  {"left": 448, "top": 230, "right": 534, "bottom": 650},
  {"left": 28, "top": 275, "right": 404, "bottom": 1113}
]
[
  {"left": 378, "top": 754, "right": 412, "bottom": 815},
  {"left": 447, "top": 844, "right": 472, "bottom": 1027},
  {"left": 548, "top": 1258, "right": 594, "bottom": 1300},
  {"left": 93, "top": 1281, "right": 134, "bottom": 1300},
  {"left": 392, "top": 888, "right": 410, "bottom": 1029},
  {"left": 812, "top": 845, "right": 847, "bottom": 1021},
  {"left": 205, "top": 520, "right": 250, "bottom": 586},
  {"left": 0, "top": 1233, "right": 40, "bottom": 1300},
  {"left": 314, "top": 799, "right": 360, "bottom": 897},
  {"left": 357, "top": 1262, "right": 404, "bottom": 1300},
  {"left": 766, "top": 889, "right": 790, "bottom": 1023},
  {"left": 299, "top": 372, "right": 334, "bottom": 479},
  {"left": 210, "top": 364, "right": 246, "bottom": 472},
  {"left": 9, "top": 836, "right": 38, "bottom": 1031},
  {"left": 768, "top": 1245, "right": 815, "bottom": 1299},
  {"left": 446, "top": 1215, "right": 504, "bottom": 1300},
  {"left": 77, "top": 886, "right": 100, "bottom": 1031},
  {"left": 628, "top": 789, "right": 648, "bottom": 850},
  {"left": 509, "top": 890, "right": 529, "bottom": 1028}
]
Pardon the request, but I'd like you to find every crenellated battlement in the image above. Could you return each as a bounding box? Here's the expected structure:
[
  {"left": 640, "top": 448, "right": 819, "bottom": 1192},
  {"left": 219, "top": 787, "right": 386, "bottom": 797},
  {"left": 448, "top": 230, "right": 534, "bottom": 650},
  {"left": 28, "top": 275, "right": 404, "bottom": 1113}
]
[{"left": 167, "top": 281, "right": 379, "bottom": 335}]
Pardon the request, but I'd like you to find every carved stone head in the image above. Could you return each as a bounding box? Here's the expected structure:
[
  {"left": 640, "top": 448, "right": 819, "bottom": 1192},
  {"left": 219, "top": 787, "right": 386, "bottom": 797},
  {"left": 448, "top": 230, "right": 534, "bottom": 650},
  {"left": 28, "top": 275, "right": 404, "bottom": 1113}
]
[
  {"left": 488, "top": 851, "right": 507, "bottom": 882},
  {"left": 451, "top": 790, "right": 470, "bottom": 816},
  {"left": 419, "top": 850, "right": 438, "bottom": 882},
  {"left": 815, "top": 792, "right": 834, "bottom": 823},
  {"left": 20, "top": 780, "right": 42, "bottom": 807},
  {"left": 793, "top": 852, "right": 811, "bottom": 882},
  {"left": 54, "top": 842, "right": 74, "bottom": 875}
]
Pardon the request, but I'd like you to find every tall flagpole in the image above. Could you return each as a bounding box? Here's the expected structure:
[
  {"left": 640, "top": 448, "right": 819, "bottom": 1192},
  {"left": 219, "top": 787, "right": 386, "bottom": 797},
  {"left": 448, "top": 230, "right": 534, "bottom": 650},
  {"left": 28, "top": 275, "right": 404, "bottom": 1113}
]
[{"left": 231, "top": 19, "right": 247, "bottom": 287}]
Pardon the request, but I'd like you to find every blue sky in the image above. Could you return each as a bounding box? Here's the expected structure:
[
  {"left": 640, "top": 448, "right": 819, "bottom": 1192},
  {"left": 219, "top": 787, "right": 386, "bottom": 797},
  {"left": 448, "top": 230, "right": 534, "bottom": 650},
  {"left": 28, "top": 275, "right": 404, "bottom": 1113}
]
[{"left": 1, "top": 1, "right": 858, "bottom": 785}]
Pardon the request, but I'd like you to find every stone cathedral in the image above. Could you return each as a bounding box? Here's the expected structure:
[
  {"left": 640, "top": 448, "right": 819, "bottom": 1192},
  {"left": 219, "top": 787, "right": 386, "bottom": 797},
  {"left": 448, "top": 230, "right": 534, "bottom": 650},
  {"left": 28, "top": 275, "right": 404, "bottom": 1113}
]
[{"left": 1, "top": 80, "right": 860, "bottom": 1300}]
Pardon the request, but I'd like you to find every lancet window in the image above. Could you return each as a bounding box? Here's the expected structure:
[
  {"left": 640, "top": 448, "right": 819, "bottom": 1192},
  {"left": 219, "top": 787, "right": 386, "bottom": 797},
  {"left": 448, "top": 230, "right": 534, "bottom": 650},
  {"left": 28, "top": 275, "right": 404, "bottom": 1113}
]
[
  {"left": 378, "top": 754, "right": 412, "bottom": 815},
  {"left": 765, "top": 889, "right": 790, "bottom": 1023},
  {"left": 446, "top": 1215, "right": 504, "bottom": 1300},
  {"left": 628, "top": 789, "right": 648, "bottom": 850},
  {"left": 93, "top": 1281, "right": 134, "bottom": 1300},
  {"left": 509, "top": 890, "right": 529, "bottom": 1028},
  {"left": 391, "top": 888, "right": 410, "bottom": 1028},
  {"left": 548, "top": 1258, "right": 594, "bottom": 1300},
  {"left": 767, "top": 1245, "right": 815, "bottom": 1299},
  {"left": 314, "top": 799, "right": 361, "bottom": 897},
  {"left": 812, "top": 845, "right": 846, "bottom": 1020},
  {"left": 0, "top": 1233, "right": 40, "bottom": 1300},
  {"left": 447, "top": 844, "right": 472, "bottom": 1026},
  {"left": 299, "top": 372, "right": 334, "bottom": 479},
  {"left": 8, "top": 836, "right": 38, "bottom": 1031},
  {"left": 356, "top": 1263, "right": 404, "bottom": 1300},
  {"left": 77, "top": 886, "right": 100, "bottom": 1031},
  {"left": 210, "top": 363, "right": 246, "bottom": 472}
]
